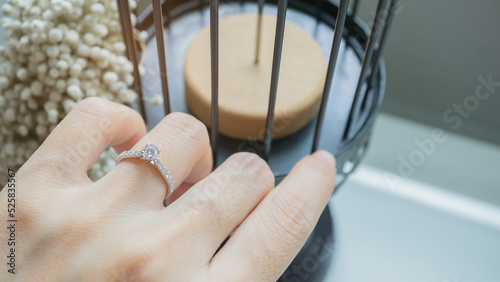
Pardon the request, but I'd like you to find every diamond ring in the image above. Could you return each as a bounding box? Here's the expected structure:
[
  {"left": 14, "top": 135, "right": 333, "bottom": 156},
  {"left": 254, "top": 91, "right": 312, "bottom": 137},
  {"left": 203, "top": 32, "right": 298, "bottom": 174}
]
[{"left": 116, "top": 143, "right": 175, "bottom": 197}]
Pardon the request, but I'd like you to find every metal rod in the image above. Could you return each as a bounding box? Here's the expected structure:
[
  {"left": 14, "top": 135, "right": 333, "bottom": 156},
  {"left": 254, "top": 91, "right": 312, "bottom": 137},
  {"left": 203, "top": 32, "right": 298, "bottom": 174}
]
[
  {"left": 362, "top": 0, "right": 397, "bottom": 110},
  {"left": 315, "top": 0, "right": 323, "bottom": 22},
  {"left": 117, "top": 0, "right": 147, "bottom": 123},
  {"left": 255, "top": 0, "right": 264, "bottom": 64},
  {"left": 152, "top": 0, "right": 171, "bottom": 115},
  {"left": 263, "top": 0, "right": 288, "bottom": 160},
  {"left": 209, "top": 0, "right": 219, "bottom": 165},
  {"left": 342, "top": 0, "right": 387, "bottom": 141},
  {"left": 351, "top": 0, "right": 360, "bottom": 17},
  {"left": 164, "top": 1, "right": 171, "bottom": 29},
  {"left": 311, "top": 0, "right": 350, "bottom": 153}
]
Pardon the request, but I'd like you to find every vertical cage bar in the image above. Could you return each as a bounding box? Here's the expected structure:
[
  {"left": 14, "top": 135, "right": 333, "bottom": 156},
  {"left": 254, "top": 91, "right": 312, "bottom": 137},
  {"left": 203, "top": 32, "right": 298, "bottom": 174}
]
[
  {"left": 164, "top": 1, "right": 172, "bottom": 29},
  {"left": 152, "top": 0, "right": 171, "bottom": 115},
  {"left": 199, "top": 0, "right": 205, "bottom": 13},
  {"left": 255, "top": 0, "right": 264, "bottom": 64},
  {"left": 342, "top": 0, "right": 387, "bottom": 140},
  {"left": 118, "top": 0, "right": 147, "bottom": 122},
  {"left": 210, "top": 0, "right": 219, "bottom": 165},
  {"left": 315, "top": 0, "right": 323, "bottom": 22},
  {"left": 351, "top": 0, "right": 360, "bottom": 17},
  {"left": 263, "top": 0, "right": 288, "bottom": 160},
  {"left": 311, "top": 0, "right": 350, "bottom": 153},
  {"left": 362, "top": 0, "right": 397, "bottom": 110}
]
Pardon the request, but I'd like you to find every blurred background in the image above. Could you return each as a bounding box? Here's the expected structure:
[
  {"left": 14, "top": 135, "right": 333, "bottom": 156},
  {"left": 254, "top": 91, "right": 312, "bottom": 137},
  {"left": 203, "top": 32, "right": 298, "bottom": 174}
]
[
  {"left": 328, "top": 1, "right": 500, "bottom": 281},
  {"left": 342, "top": 0, "right": 500, "bottom": 208},
  {"left": 358, "top": 0, "right": 500, "bottom": 145},
  {"left": 1, "top": 0, "right": 499, "bottom": 281}
]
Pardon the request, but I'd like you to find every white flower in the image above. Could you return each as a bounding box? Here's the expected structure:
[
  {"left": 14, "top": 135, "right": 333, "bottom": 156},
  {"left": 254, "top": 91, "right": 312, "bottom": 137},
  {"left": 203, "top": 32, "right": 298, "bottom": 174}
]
[
  {"left": 103, "top": 71, "right": 118, "bottom": 84},
  {"left": 138, "top": 30, "right": 148, "bottom": 41},
  {"left": 76, "top": 44, "right": 90, "bottom": 57},
  {"left": 4, "top": 108, "right": 16, "bottom": 122},
  {"left": 94, "top": 23, "right": 109, "bottom": 38},
  {"left": 47, "top": 109, "right": 58, "bottom": 123},
  {"left": 42, "top": 9, "right": 53, "bottom": 21},
  {"left": 0, "top": 0, "right": 142, "bottom": 184},
  {"left": 16, "top": 68, "right": 28, "bottom": 81},
  {"left": 67, "top": 84, "right": 83, "bottom": 100},
  {"left": 36, "top": 63, "right": 48, "bottom": 76},
  {"left": 48, "top": 28, "right": 63, "bottom": 43},
  {"left": 30, "top": 80, "right": 43, "bottom": 95},
  {"left": 151, "top": 95, "right": 163, "bottom": 107},
  {"left": 56, "top": 60, "right": 68, "bottom": 70},
  {"left": 64, "top": 30, "right": 79, "bottom": 44},
  {"left": 69, "top": 64, "right": 82, "bottom": 77},
  {"left": 20, "top": 88, "right": 31, "bottom": 100},
  {"left": 46, "top": 45, "right": 60, "bottom": 58},
  {"left": 27, "top": 98, "right": 38, "bottom": 110},
  {"left": 83, "top": 33, "right": 97, "bottom": 45},
  {"left": 63, "top": 99, "right": 77, "bottom": 113},
  {"left": 18, "top": 124, "right": 28, "bottom": 136},
  {"left": 1, "top": 3, "right": 13, "bottom": 15},
  {"left": 113, "top": 42, "right": 126, "bottom": 53},
  {"left": 48, "top": 68, "right": 60, "bottom": 79},
  {"left": 90, "top": 3, "right": 105, "bottom": 15},
  {"left": 0, "top": 76, "right": 9, "bottom": 89},
  {"left": 35, "top": 124, "right": 47, "bottom": 137}
]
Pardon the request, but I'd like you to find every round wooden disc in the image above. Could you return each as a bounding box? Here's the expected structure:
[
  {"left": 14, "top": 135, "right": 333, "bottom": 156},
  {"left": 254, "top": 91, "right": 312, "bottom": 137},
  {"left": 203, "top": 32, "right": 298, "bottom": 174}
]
[{"left": 185, "top": 13, "right": 326, "bottom": 140}]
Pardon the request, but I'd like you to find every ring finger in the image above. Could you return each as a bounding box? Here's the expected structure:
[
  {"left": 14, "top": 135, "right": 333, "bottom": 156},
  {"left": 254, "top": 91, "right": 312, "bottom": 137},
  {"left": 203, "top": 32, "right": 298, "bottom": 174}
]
[{"left": 101, "top": 112, "right": 212, "bottom": 209}]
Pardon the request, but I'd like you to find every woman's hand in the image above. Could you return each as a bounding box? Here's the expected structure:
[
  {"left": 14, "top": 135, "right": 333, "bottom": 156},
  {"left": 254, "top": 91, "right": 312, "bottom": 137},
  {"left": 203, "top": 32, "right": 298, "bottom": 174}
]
[{"left": 0, "top": 97, "right": 336, "bottom": 281}]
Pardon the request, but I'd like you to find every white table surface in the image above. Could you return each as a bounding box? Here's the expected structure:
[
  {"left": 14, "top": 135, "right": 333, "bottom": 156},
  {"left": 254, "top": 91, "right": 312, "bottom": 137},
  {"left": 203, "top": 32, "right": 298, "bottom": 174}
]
[{"left": 323, "top": 113, "right": 500, "bottom": 282}]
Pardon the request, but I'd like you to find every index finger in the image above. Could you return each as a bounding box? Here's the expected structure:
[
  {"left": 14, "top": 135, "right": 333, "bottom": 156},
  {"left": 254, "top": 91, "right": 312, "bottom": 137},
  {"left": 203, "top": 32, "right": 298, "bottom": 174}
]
[{"left": 24, "top": 97, "right": 146, "bottom": 185}]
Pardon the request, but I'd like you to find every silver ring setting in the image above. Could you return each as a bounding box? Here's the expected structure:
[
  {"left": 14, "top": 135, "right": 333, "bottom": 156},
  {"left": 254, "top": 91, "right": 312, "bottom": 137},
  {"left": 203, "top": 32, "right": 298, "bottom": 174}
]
[{"left": 116, "top": 143, "right": 175, "bottom": 196}]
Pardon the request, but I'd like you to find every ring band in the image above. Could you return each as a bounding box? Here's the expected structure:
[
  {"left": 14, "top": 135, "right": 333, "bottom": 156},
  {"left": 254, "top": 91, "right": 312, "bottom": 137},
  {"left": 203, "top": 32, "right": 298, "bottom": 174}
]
[{"left": 116, "top": 143, "right": 175, "bottom": 197}]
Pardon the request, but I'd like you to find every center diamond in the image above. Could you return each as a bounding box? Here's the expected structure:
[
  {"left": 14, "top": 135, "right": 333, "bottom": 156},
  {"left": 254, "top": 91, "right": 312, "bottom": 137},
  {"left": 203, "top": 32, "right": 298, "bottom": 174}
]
[{"left": 142, "top": 143, "right": 160, "bottom": 160}]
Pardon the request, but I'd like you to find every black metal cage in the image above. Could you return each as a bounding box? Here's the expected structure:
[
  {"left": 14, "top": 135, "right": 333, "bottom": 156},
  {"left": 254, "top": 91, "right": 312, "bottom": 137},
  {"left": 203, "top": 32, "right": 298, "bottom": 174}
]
[{"left": 117, "top": 0, "right": 397, "bottom": 279}]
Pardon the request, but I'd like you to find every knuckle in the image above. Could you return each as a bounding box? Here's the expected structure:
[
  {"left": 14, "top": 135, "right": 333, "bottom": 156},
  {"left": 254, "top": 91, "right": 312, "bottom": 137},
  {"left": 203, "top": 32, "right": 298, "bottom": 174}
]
[
  {"left": 6, "top": 178, "right": 44, "bottom": 226},
  {"left": 267, "top": 191, "right": 314, "bottom": 243},
  {"left": 167, "top": 112, "right": 209, "bottom": 146},
  {"left": 72, "top": 97, "right": 112, "bottom": 119},
  {"left": 192, "top": 189, "right": 226, "bottom": 225},
  {"left": 295, "top": 156, "right": 336, "bottom": 192},
  {"left": 113, "top": 241, "right": 157, "bottom": 281},
  {"left": 14, "top": 198, "right": 39, "bottom": 226},
  {"left": 61, "top": 212, "right": 99, "bottom": 237},
  {"left": 180, "top": 176, "right": 233, "bottom": 228},
  {"left": 72, "top": 218, "right": 96, "bottom": 236},
  {"left": 228, "top": 152, "right": 274, "bottom": 189}
]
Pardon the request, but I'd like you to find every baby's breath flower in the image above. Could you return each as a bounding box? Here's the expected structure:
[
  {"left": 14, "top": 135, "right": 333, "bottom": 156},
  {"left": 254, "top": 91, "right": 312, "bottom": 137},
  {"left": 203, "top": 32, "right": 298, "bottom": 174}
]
[{"left": 0, "top": 0, "right": 142, "bottom": 184}]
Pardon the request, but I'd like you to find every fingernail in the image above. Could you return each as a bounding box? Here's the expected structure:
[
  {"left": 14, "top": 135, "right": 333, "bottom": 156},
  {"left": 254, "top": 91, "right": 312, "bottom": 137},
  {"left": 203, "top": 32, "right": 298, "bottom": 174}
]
[{"left": 312, "top": 150, "right": 336, "bottom": 168}]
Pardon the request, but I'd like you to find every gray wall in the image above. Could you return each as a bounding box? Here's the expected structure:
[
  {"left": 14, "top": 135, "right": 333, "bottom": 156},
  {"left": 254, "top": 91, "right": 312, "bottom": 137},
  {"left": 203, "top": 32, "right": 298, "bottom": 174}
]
[{"left": 355, "top": 0, "right": 500, "bottom": 144}]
